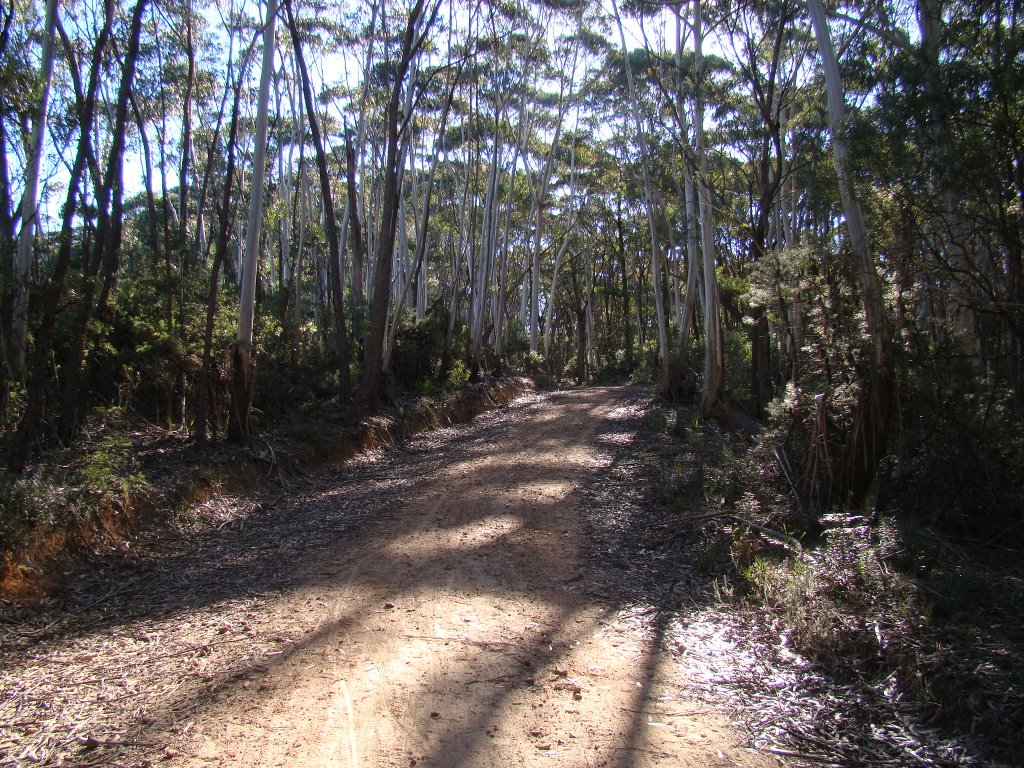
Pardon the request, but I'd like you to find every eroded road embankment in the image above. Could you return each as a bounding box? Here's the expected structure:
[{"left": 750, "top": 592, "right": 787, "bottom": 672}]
[{"left": 0, "top": 387, "right": 774, "bottom": 768}]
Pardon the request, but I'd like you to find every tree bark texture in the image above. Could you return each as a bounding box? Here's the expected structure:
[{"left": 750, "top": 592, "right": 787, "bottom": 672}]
[{"left": 230, "top": 0, "right": 278, "bottom": 445}]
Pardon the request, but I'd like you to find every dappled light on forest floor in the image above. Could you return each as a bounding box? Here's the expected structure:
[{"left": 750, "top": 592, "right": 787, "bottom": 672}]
[
  {"left": 667, "top": 606, "right": 976, "bottom": 766},
  {"left": 0, "top": 388, "right": 769, "bottom": 768},
  {"left": 382, "top": 514, "right": 526, "bottom": 557},
  {"left": 3, "top": 385, "right": 997, "bottom": 768}
]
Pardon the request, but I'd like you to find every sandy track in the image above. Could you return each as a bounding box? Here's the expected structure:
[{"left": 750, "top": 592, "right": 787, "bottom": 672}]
[
  {"left": 165, "top": 387, "right": 772, "bottom": 768},
  {"left": 0, "top": 387, "right": 779, "bottom": 768}
]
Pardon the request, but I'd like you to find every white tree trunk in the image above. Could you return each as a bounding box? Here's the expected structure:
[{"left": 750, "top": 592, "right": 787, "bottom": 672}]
[
  {"left": 693, "top": 0, "right": 724, "bottom": 410},
  {"left": 806, "top": 0, "right": 888, "bottom": 365},
  {"left": 237, "top": 0, "right": 277, "bottom": 353},
  {"left": 470, "top": 128, "right": 503, "bottom": 370},
  {"left": 12, "top": 0, "right": 59, "bottom": 376},
  {"left": 527, "top": 75, "right": 571, "bottom": 355},
  {"left": 613, "top": 0, "right": 670, "bottom": 378},
  {"left": 542, "top": 229, "right": 572, "bottom": 360},
  {"left": 674, "top": 7, "right": 701, "bottom": 369}
]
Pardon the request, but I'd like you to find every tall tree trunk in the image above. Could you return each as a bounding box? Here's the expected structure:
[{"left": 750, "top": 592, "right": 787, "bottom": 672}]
[
  {"left": 692, "top": 0, "right": 724, "bottom": 412},
  {"left": 469, "top": 114, "right": 503, "bottom": 377},
  {"left": 527, "top": 86, "right": 569, "bottom": 356},
  {"left": 491, "top": 134, "right": 520, "bottom": 371},
  {"left": 807, "top": 0, "right": 893, "bottom": 501},
  {"left": 614, "top": 198, "right": 633, "bottom": 368},
  {"left": 613, "top": 0, "right": 672, "bottom": 389},
  {"left": 284, "top": 0, "right": 351, "bottom": 395},
  {"left": 674, "top": 7, "right": 701, "bottom": 378},
  {"left": 11, "top": 0, "right": 58, "bottom": 378},
  {"left": 385, "top": 71, "right": 456, "bottom": 369},
  {"left": 58, "top": 0, "right": 148, "bottom": 440},
  {"left": 358, "top": 0, "right": 438, "bottom": 409},
  {"left": 195, "top": 36, "right": 253, "bottom": 444},
  {"left": 130, "top": 93, "right": 161, "bottom": 277},
  {"left": 542, "top": 228, "right": 573, "bottom": 361},
  {"left": 179, "top": 0, "right": 195, "bottom": 248},
  {"left": 345, "top": 135, "right": 366, "bottom": 311},
  {"left": 229, "top": 0, "right": 277, "bottom": 445},
  {"left": 917, "top": 0, "right": 983, "bottom": 373},
  {"left": 9, "top": 0, "right": 115, "bottom": 470}
]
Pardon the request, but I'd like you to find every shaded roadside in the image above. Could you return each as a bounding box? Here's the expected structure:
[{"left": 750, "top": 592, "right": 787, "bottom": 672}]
[
  {"left": 0, "top": 377, "right": 529, "bottom": 604},
  {"left": 0, "top": 385, "right": 538, "bottom": 767},
  {"left": 578, "top": 393, "right": 1015, "bottom": 767},
  {"left": 0, "top": 386, "right": 772, "bottom": 768}
]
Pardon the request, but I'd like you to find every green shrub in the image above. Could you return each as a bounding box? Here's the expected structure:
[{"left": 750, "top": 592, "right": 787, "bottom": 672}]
[
  {"left": 891, "top": 380, "right": 1024, "bottom": 541},
  {"left": 739, "top": 519, "right": 919, "bottom": 670},
  {"left": 447, "top": 359, "right": 471, "bottom": 389},
  {"left": 0, "top": 471, "right": 67, "bottom": 554},
  {"left": 78, "top": 425, "right": 148, "bottom": 501},
  {"left": 0, "top": 409, "right": 151, "bottom": 560},
  {"left": 391, "top": 314, "right": 445, "bottom": 391}
]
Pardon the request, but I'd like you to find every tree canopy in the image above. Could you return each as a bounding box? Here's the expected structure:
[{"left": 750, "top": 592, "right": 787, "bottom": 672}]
[{"left": 0, "top": 0, "right": 1020, "bottom": 531}]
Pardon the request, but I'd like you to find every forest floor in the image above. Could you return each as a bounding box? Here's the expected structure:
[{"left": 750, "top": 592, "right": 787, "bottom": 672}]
[
  {"left": 0, "top": 385, "right": 1008, "bottom": 768},
  {"left": 1, "top": 386, "right": 777, "bottom": 768}
]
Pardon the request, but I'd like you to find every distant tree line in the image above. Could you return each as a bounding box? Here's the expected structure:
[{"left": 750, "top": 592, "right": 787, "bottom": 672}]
[{"left": 1, "top": 0, "right": 1020, "bottom": 527}]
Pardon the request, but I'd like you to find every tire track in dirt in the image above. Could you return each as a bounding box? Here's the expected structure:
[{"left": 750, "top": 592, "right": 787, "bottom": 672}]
[{"left": 160, "top": 387, "right": 774, "bottom": 768}]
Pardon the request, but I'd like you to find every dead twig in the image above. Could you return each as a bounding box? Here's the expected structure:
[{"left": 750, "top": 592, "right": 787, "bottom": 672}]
[
  {"left": 464, "top": 675, "right": 512, "bottom": 685},
  {"left": 79, "top": 736, "right": 155, "bottom": 750},
  {"left": 730, "top": 515, "right": 803, "bottom": 553},
  {"left": 644, "top": 510, "right": 802, "bottom": 553},
  {"left": 644, "top": 509, "right": 733, "bottom": 528},
  {"left": 773, "top": 445, "right": 805, "bottom": 517},
  {"left": 147, "top": 636, "right": 249, "bottom": 662}
]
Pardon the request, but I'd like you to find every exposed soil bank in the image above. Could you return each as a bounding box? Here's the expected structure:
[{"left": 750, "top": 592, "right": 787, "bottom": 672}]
[
  {"left": 0, "top": 377, "right": 531, "bottom": 604},
  {"left": 0, "top": 386, "right": 773, "bottom": 768}
]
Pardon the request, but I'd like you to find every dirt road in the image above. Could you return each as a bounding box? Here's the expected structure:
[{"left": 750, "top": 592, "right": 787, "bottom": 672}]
[{"left": 1, "top": 387, "right": 775, "bottom": 768}]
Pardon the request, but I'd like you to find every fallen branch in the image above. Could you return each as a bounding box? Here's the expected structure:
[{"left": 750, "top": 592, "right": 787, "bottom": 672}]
[
  {"left": 80, "top": 735, "right": 155, "bottom": 750},
  {"left": 148, "top": 636, "right": 250, "bottom": 662},
  {"left": 730, "top": 515, "right": 803, "bottom": 553},
  {"left": 644, "top": 510, "right": 802, "bottom": 553},
  {"left": 644, "top": 509, "right": 733, "bottom": 528},
  {"left": 464, "top": 674, "right": 512, "bottom": 685}
]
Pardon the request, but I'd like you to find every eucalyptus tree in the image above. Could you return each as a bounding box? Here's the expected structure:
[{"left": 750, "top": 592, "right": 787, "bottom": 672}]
[
  {"left": 284, "top": 0, "right": 351, "bottom": 395},
  {"left": 465, "top": 4, "right": 534, "bottom": 377},
  {"left": 648, "top": 0, "right": 728, "bottom": 404},
  {"left": 357, "top": 0, "right": 442, "bottom": 409},
  {"left": 521, "top": 17, "right": 571, "bottom": 357},
  {"left": 0, "top": 2, "right": 22, "bottom": 299},
  {"left": 382, "top": 56, "right": 461, "bottom": 372},
  {"left": 10, "top": 0, "right": 149, "bottom": 468},
  {"left": 666, "top": 7, "right": 701, "bottom": 377},
  {"left": 195, "top": 5, "right": 258, "bottom": 444},
  {"left": 805, "top": 0, "right": 893, "bottom": 500},
  {"left": 678, "top": 0, "right": 725, "bottom": 410},
  {"left": 57, "top": 0, "right": 151, "bottom": 440},
  {"left": 229, "top": 0, "right": 277, "bottom": 444},
  {"left": 716, "top": 0, "right": 807, "bottom": 415},
  {"left": 611, "top": 0, "right": 672, "bottom": 390},
  {"left": 896, "top": 0, "right": 1019, "bottom": 395},
  {"left": 10, "top": 0, "right": 58, "bottom": 380}
]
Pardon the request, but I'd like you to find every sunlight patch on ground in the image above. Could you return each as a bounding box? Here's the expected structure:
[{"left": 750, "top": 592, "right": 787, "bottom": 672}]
[
  {"left": 667, "top": 607, "right": 974, "bottom": 764},
  {"left": 383, "top": 515, "right": 526, "bottom": 557}
]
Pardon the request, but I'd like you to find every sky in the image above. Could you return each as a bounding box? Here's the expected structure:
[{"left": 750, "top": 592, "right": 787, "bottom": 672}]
[{"left": 19, "top": 0, "right": 720, "bottom": 235}]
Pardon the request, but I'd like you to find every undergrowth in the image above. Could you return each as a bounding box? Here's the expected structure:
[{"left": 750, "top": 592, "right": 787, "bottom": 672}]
[
  {"left": 646, "top": 398, "right": 1024, "bottom": 765},
  {"left": 738, "top": 519, "right": 920, "bottom": 677},
  {"left": 0, "top": 408, "right": 152, "bottom": 565},
  {"left": 0, "top": 376, "right": 529, "bottom": 593}
]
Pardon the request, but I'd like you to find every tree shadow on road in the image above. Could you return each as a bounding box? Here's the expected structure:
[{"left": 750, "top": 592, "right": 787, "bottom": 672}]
[{"left": 0, "top": 386, "right": 748, "bottom": 768}]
